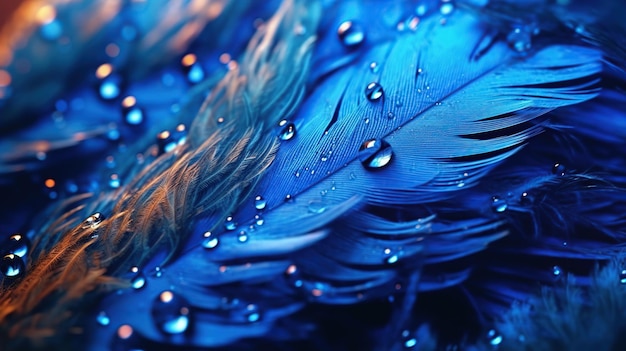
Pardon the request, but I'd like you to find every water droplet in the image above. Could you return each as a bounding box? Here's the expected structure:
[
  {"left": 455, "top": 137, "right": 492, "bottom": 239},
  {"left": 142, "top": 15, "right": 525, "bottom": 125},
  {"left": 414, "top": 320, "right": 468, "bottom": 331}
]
[
  {"left": 181, "top": 54, "right": 204, "bottom": 83},
  {"left": 108, "top": 174, "right": 121, "bottom": 189},
  {"left": 238, "top": 231, "right": 248, "bottom": 243},
  {"left": 82, "top": 212, "right": 104, "bottom": 229},
  {"left": 491, "top": 196, "right": 508, "bottom": 213},
  {"left": 369, "top": 62, "right": 379, "bottom": 73},
  {"left": 130, "top": 268, "right": 146, "bottom": 289},
  {"left": 440, "top": 2, "right": 454, "bottom": 15},
  {"left": 97, "top": 311, "right": 111, "bottom": 326},
  {"left": 520, "top": 191, "right": 534, "bottom": 206},
  {"left": 358, "top": 139, "right": 393, "bottom": 169},
  {"left": 552, "top": 163, "right": 566, "bottom": 176},
  {"left": 254, "top": 195, "right": 267, "bottom": 210},
  {"left": 202, "top": 236, "right": 219, "bottom": 249},
  {"left": 364, "top": 118, "right": 370, "bottom": 124},
  {"left": 1, "top": 254, "right": 24, "bottom": 278},
  {"left": 404, "top": 338, "right": 417, "bottom": 348},
  {"left": 40, "top": 20, "right": 63, "bottom": 41},
  {"left": 416, "top": 4, "right": 428, "bottom": 16},
  {"left": 386, "top": 254, "right": 399, "bottom": 265},
  {"left": 278, "top": 120, "right": 296, "bottom": 140},
  {"left": 245, "top": 304, "right": 261, "bottom": 323},
  {"left": 337, "top": 21, "right": 365, "bottom": 48},
  {"left": 308, "top": 200, "right": 327, "bottom": 214},
  {"left": 254, "top": 214, "right": 265, "bottom": 226},
  {"left": 225, "top": 216, "right": 237, "bottom": 231},
  {"left": 552, "top": 265, "right": 562, "bottom": 277},
  {"left": 151, "top": 291, "right": 191, "bottom": 334},
  {"left": 4, "top": 234, "right": 29, "bottom": 258},
  {"left": 507, "top": 27, "right": 532, "bottom": 53},
  {"left": 365, "top": 82, "right": 384, "bottom": 101},
  {"left": 620, "top": 269, "right": 626, "bottom": 284},
  {"left": 285, "top": 194, "right": 293, "bottom": 202},
  {"left": 487, "top": 329, "right": 503, "bottom": 346},
  {"left": 98, "top": 75, "right": 122, "bottom": 100}
]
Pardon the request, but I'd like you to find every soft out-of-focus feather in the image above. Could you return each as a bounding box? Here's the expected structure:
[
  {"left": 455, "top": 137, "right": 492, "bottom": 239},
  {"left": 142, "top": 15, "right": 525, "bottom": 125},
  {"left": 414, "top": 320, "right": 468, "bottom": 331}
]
[{"left": 0, "top": 0, "right": 318, "bottom": 348}]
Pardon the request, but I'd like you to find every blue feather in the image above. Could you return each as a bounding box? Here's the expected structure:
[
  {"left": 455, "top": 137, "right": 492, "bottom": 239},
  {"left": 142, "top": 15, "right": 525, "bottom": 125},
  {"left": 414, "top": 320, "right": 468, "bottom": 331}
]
[{"left": 0, "top": 0, "right": 625, "bottom": 350}]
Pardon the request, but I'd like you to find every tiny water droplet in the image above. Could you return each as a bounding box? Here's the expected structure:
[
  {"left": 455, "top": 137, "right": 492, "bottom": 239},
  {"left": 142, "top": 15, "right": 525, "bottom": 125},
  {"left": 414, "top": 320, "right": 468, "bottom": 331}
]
[
  {"left": 99, "top": 75, "right": 122, "bottom": 100},
  {"left": 97, "top": 311, "right": 111, "bottom": 326},
  {"left": 416, "top": 4, "right": 428, "bottom": 16},
  {"left": 254, "top": 195, "right": 267, "bottom": 210},
  {"left": 278, "top": 120, "right": 296, "bottom": 140},
  {"left": 130, "top": 270, "right": 146, "bottom": 289},
  {"left": 507, "top": 26, "right": 532, "bottom": 53},
  {"left": 440, "top": 2, "right": 454, "bottom": 15},
  {"left": 552, "top": 163, "right": 566, "bottom": 176},
  {"left": 365, "top": 82, "right": 384, "bottom": 101},
  {"left": 254, "top": 214, "right": 265, "bottom": 226},
  {"left": 552, "top": 265, "right": 562, "bottom": 277},
  {"left": 151, "top": 291, "right": 191, "bottom": 334},
  {"left": 337, "top": 21, "right": 365, "bottom": 48},
  {"left": 520, "top": 191, "right": 534, "bottom": 205},
  {"left": 285, "top": 194, "right": 293, "bottom": 202},
  {"left": 225, "top": 216, "right": 236, "bottom": 231},
  {"left": 386, "top": 254, "right": 399, "bottom": 265},
  {"left": 108, "top": 174, "right": 121, "bottom": 189},
  {"left": 245, "top": 304, "right": 261, "bottom": 323},
  {"left": 491, "top": 196, "right": 508, "bottom": 213},
  {"left": 83, "top": 212, "right": 104, "bottom": 229},
  {"left": 1, "top": 254, "right": 24, "bottom": 278},
  {"left": 364, "top": 118, "right": 370, "bottom": 124},
  {"left": 369, "top": 62, "right": 379, "bottom": 73},
  {"left": 40, "top": 20, "right": 63, "bottom": 40},
  {"left": 404, "top": 338, "right": 417, "bottom": 348},
  {"left": 620, "top": 269, "right": 626, "bottom": 284},
  {"left": 487, "top": 329, "right": 503, "bottom": 346},
  {"left": 123, "top": 106, "right": 144, "bottom": 125},
  {"left": 308, "top": 200, "right": 327, "bottom": 214},
  {"left": 358, "top": 139, "right": 393, "bottom": 169},
  {"left": 238, "top": 231, "right": 249, "bottom": 243},
  {"left": 202, "top": 237, "right": 219, "bottom": 249},
  {"left": 5, "top": 234, "right": 29, "bottom": 258}
]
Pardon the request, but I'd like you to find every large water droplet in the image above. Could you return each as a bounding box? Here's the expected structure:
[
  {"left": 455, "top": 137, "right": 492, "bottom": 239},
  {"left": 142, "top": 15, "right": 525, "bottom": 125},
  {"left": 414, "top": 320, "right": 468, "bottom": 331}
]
[
  {"left": 358, "top": 139, "right": 393, "bottom": 169},
  {"left": 365, "top": 82, "right": 384, "bottom": 101},
  {"left": 151, "top": 291, "right": 191, "bottom": 334},
  {"left": 1, "top": 254, "right": 24, "bottom": 278},
  {"left": 254, "top": 195, "right": 267, "bottom": 210},
  {"left": 491, "top": 196, "right": 508, "bottom": 213},
  {"left": 278, "top": 120, "right": 296, "bottom": 140},
  {"left": 337, "top": 21, "right": 365, "bottom": 48},
  {"left": 97, "top": 311, "right": 111, "bottom": 326},
  {"left": 507, "top": 27, "right": 532, "bottom": 53},
  {"left": 4, "top": 234, "right": 29, "bottom": 258},
  {"left": 487, "top": 329, "right": 503, "bottom": 346},
  {"left": 225, "top": 216, "right": 236, "bottom": 231}
]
